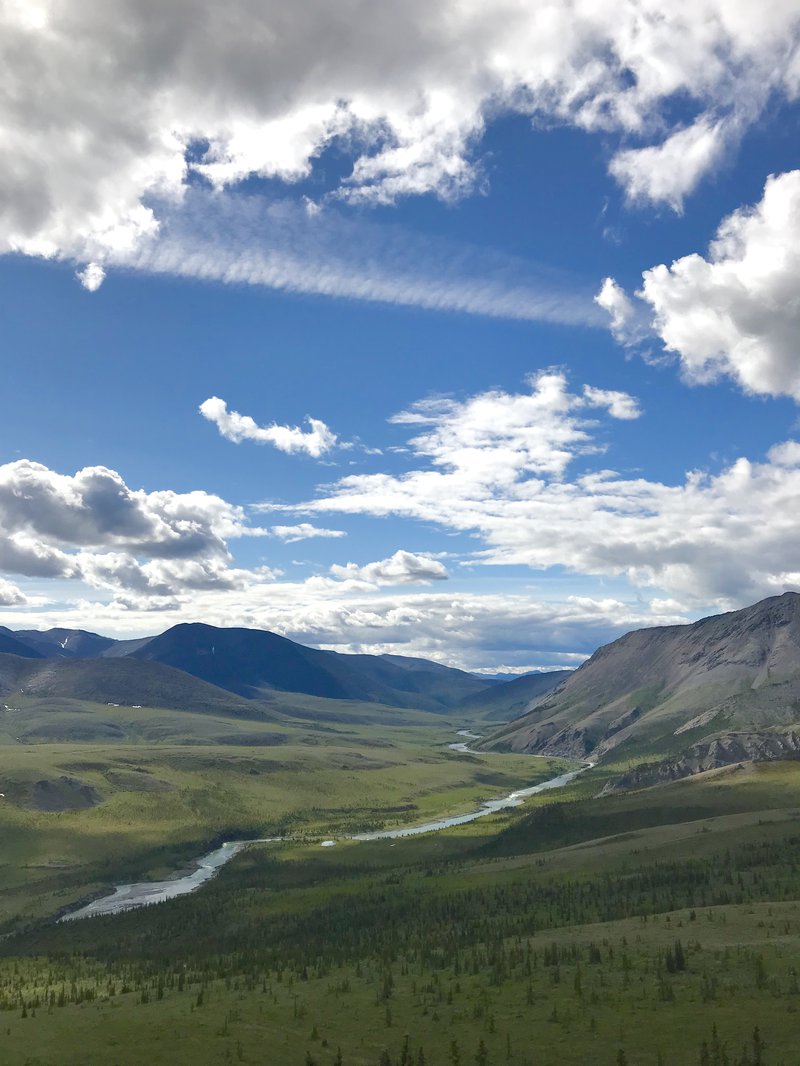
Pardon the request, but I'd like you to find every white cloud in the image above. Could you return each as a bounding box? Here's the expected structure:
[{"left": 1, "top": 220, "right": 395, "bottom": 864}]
[
  {"left": 75, "top": 261, "right": 106, "bottom": 291},
  {"left": 118, "top": 190, "right": 602, "bottom": 327},
  {"left": 0, "top": 533, "right": 77, "bottom": 580},
  {"left": 768, "top": 440, "right": 800, "bottom": 467},
  {"left": 0, "top": 459, "right": 268, "bottom": 600},
  {"left": 581, "top": 385, "right": 641, "bottom": 421},
  {"left": 609, "top": 116, "right": 733, "bottom": 211},
  {"left": 0, "top": 579, "right": 26, "bottom": 606},
  {"left": 329, "top": 550, "right": 448, "bottom": 588},
  {"left": 384, "top": 369, "right": 640, "bottom": 484},
  {"left": 271, "top": 523, "right": 346, "bottom": 543},
  {"left": 595, "top": 276, "right": 640, "bottom": 344},
  {"left": 273, "top": 374, "right": 800, "bottom": 605},
  {"left": 0, "top": 460, "right": 253, "bottom": 558},
  {"left": 199, "top": 396, "right": 337, "bottom": 458},
  {"left": 76, "top": 552, "right": 277, "bottom": 600},
  {"left": 636, "top": 170, "right": 800, "bottom": 399},
  {"left": 1, "top": 0, "right": 799, "bottom": 271}
]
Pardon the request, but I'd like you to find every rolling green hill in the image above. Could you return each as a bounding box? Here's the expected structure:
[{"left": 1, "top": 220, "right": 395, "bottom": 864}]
[
  {"left": 126, "top": 622, "right": 491, "bottom": 710},
  {"left": 10, "top": 627, "right": 116, "bottom": 658},
  {"left": 0, "top": 652, "right": 269, "bottom": 720},
  {"left": 0, "top": 628, "right": 44, "bottom": 659},
  {"left": 6, "top": 622, "right": 495, "bottom": 713}
]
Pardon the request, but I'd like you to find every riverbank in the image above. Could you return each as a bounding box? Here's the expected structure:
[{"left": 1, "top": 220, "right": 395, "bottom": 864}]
[{"left": 59, "top": 740, "right": 589, "bottom": 921}]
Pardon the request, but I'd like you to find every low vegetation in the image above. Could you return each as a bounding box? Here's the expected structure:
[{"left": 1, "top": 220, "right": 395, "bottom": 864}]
[
  {"left": 1, "top": 749, "right": 799, "bottom": 1065},
  {"left": 4, "top": 599, "right": 800, "bottom": 1065},
  {"left": 0, "top": 705, "right": 568, "bottom": 928}
]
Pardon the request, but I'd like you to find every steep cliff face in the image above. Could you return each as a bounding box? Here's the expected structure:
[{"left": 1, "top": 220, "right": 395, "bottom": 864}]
[
  {"left": 599, "top": 730, "right": 800, "bottom": 794},
  {"left": 483, "top": 592, "right": 800, "bottom": 762}
]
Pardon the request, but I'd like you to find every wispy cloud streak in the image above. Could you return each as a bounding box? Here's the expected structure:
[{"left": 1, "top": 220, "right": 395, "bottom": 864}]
[{"left": 115, "top": 191, "right": 604, "bottom": 326}]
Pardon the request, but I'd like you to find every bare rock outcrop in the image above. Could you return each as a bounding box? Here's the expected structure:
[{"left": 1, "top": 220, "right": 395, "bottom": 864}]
[{"left": 599, "top": 730, "right": 800, "bottom": 795}]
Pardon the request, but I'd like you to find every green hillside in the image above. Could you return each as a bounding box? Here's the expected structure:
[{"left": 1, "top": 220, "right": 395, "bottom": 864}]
[{"left": 2, "top": 760, "right": 800, "bottom": 1066}]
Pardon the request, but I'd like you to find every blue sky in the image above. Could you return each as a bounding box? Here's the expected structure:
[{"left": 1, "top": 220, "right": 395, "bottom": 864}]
[{"left": 1, "top": 2, "right": 800, "bottom": 671}]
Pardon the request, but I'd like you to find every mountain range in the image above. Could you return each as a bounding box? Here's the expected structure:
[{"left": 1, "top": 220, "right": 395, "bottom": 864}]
[
  {"left": 5, "top": 593, "right": 800, "bottom": 789},
  {"left": 0, "top": 621, "right": 566, "bottom": 720}
]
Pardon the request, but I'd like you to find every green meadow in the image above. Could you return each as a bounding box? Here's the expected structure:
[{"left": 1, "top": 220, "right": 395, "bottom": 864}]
[
  {"left": 0, "top": 699, "right": 570, "bottom": 928},
  {"left": 0, "top": 723, "right": 799, "bottom": 1065}
]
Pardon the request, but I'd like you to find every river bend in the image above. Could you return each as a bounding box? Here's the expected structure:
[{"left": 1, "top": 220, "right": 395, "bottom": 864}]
[{"left": 61, "top": 736, "right": 588, "bottom": 921}]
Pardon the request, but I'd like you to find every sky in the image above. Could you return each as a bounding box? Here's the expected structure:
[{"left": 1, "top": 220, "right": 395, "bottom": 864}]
[{"left": 1, "top": 1, "right": 800, "bottom": 673}]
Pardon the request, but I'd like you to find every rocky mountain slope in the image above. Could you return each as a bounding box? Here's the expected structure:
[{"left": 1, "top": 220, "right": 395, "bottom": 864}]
[
  {"left": 483, "top": 592, "right": 800, "bottom": 764},
  {"left": 599, "top": 730, "right": 800, "bottom": 793}
]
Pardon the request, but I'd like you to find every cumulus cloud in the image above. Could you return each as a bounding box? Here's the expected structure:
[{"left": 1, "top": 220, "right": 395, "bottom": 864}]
[
  {"left": 595, "top": 277, "right": 646, "bottom": 346},
  {"left": 76, "top": 553, "right": 276, "bottom": 600},
  {"left": 271, "top": 523, "right": 346, "bottom": 543},
  {"left": 0, "top": 460, "right": 252, "bottom": 558},
  {"left": 636, "top": 169, "right": 800, "bottom": 399},
  {"left": 1, "top": 0, "right": 799, "bottom": 272},
  {"left": 581, "top": 385, "right": 641, "bottom": 421},
  {"left": 75, "top": 262, "right": 106, "bottom": 292},
  {"left": 329, "top": 550, "right": 448, "bottom": 588},
  {"left": 274, "top": 374, "right": 800, "bottom": 605},
  {"left": 199, "top": 396, "right": 337, "bottom": 457},
  {"left": 0, "top": 534, "right": 76, "bottom": 580},
  {"left": 0, "top": 459, "right": 268, "bottom": 601},
  {"left": 0, "top": 579, "right": 26, "bottom": 607},
  {"left": 609, "top": 116, "right": 733, "bottom": 211},
  {"left": 383, "top": 369, "right": 640, "bottom": 484}
]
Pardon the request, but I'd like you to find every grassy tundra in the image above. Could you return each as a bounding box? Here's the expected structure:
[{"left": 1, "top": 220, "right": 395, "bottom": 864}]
[
  {"left": 0, "top": 699, "right": 569, "bottom": 927},
  {"left": 1, "top": 754, "right": 800, "bottom": 1065}
]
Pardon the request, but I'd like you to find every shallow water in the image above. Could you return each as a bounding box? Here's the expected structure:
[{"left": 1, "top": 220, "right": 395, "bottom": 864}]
[
  {"left": 60, "top": 840, "right": 279, "bottom": 921},
  {"left": 61, "top": 737, "right": 589, "bottom": 921},
  {"left": 448, "top": 727, "right": 484, "bottom": 753},
  {"left": 350, "top": 763, "right": 588, "bottom": 841}
]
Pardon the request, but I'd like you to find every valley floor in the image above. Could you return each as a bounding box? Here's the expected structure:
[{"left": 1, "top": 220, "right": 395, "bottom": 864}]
[
  {"left": 1, "top": 757, "right": 800, "bottom": 1065},
  {"left": 0, "top": 708, "right": 569, "bottom": 928}
]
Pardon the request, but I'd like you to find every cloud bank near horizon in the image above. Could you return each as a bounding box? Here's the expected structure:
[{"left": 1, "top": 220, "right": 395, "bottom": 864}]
[
  {"left": 0, "top": 585, "right": 687, "bottom": 673},
  {"left": 288, "top": 372, "right": 800, "bottom": 606},
  {"left": 4, "top": 370, "right": 800, "bottom": 644}
]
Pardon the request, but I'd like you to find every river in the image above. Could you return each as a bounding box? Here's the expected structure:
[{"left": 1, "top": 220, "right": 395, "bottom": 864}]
[
  {"left": 61, "top": 839, "right": 279, "bottom": 922},
  {"left": 60, "top": 734, "right": 589, "bottom": 921}
]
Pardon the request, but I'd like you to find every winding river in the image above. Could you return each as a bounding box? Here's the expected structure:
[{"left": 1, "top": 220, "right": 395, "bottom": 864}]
[
  {"left": 61, "top": 840, "right": 279, "bottom": 922},
  {"left": 61, "top": 734, "right": 589, "bottom": 922}
]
